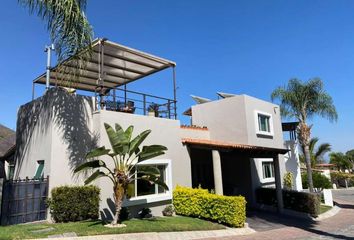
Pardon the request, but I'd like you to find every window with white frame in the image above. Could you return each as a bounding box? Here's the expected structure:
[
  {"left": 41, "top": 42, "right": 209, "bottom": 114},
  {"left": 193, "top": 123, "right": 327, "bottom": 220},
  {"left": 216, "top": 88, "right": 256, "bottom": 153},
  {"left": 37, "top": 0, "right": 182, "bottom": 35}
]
[
  {"left": 127, "top": 159, "right": 171, "bottom": 200},
  {"left": 262, "top": 161, "right": 274, "bottom": 179},
  {"left": 255, "top": 111, "right": 273, "bottom": 136}
]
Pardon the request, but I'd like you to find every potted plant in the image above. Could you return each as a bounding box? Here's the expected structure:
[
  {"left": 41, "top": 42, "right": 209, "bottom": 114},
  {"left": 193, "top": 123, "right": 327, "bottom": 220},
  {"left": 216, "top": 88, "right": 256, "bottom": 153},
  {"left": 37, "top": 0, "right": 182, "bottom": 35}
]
[{"left": 147, "top": 103, "right": 159, "bottom": 117}]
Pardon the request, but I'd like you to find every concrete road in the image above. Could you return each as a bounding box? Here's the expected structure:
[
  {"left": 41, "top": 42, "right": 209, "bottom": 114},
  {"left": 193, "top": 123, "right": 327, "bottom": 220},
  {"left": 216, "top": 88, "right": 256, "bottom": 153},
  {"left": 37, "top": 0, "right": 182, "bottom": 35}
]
[
  {"left": 202, "top": 188, "right": 354, "bottom": 240},
  {"left": 332, "top": 188, "right": 354, "bottom": 203}
]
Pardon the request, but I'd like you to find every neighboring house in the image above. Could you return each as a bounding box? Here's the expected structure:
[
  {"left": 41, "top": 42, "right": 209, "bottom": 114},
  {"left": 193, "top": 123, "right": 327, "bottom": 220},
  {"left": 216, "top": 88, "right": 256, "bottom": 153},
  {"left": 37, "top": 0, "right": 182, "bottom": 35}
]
[
  {"left": 0, "top": 124, "right": 16, "bottom": 179},
  {"left": 0, "top": 124, "right": 16, "bottom": 219},
  {"left": 282, "top": 122, "right": 303, "bottom": 191},
  {"left": 13, "top": 38, "right": 298, "bottom": 222}
]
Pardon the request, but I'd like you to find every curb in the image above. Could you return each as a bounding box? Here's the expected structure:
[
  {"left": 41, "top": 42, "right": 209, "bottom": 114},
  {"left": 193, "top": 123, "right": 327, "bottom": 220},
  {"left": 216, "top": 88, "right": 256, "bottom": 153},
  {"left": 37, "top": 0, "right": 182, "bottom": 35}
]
[
  {"left": 31, "top": 227, "right": 256, "bottom": 240},
  {"left": 314, "top": 205, "right": 341, "bottom": 221}
]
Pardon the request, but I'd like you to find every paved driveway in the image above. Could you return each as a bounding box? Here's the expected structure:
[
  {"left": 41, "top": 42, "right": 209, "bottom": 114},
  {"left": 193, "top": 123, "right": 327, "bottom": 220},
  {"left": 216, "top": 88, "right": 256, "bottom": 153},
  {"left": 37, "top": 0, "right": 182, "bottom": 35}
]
[
  {"left": 332, "top": 188, "right": 354, "bottom": 203},
  {"left": 202, "top": 189, "right": 354, "bottom": 240}
]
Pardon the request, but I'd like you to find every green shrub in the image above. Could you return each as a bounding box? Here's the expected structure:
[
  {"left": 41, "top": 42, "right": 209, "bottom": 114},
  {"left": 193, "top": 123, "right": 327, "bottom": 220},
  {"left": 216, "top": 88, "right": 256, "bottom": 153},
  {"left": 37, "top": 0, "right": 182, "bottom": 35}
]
[
  {"left": 302, "top": 172, "right": 331, "bottom": 189},
  {"left": 173, "top": 186, "right": 246, "bottom": 227},
  {"left": 162, "top": 205, "right": 174, "bottom": 216},
  {"left": 47, "top": 185, "right": 100, "bottom": 222},
  {"left": 256, "top": 187, "right": 320, "bottom": 216},
  {"left": 283, "top": 172, "right": 294, "bottom": 190},
  {"left": 331, "top": 172, "right": 354, "bottom": 187}
]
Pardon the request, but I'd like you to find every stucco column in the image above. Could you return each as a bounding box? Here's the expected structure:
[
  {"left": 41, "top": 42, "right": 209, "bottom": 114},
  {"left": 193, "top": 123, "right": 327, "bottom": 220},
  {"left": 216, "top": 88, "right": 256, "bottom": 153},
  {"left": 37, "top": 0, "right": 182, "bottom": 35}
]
[
  {"left": 212, "top": 150, "right": 223, "bottom": 195},
  {"left": 273, "top": 155, "right": 284, "bottom": 213}
]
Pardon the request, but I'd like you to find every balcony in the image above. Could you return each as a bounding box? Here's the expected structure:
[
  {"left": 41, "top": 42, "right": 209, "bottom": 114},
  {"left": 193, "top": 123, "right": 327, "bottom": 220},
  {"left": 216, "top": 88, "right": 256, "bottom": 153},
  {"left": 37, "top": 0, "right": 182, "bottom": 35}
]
[{"left": 32, "top": 38, "right": 177, "bottom": 119}]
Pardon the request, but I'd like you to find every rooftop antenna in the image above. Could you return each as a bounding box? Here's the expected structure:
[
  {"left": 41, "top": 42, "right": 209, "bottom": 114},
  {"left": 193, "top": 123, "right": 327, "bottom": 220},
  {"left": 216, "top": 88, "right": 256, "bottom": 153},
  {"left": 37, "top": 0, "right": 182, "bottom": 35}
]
[{"left": 44, "top": 44, "right": 55, "bottom": 90}]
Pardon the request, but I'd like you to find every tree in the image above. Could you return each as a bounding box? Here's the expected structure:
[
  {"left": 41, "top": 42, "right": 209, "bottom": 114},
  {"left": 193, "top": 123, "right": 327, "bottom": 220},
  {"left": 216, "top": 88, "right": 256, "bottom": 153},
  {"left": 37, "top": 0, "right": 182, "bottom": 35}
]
[
  {"left": 299, "top": 137, "right": 331, "bottom": 167},
  {"left": 330, "top": 152, "right": 351, "bottom": 171},
  {"left": 345, "top": 149, "right": 354, "bottom": 170},
  {"left": 74, "top": 123, "right": 168, "bottom": 225},
  {"left": 271, "top": 78, "right": 338, "bottom": 192},
  {"left": 18, "top": 0, "right": 93, "bottom": 77}
]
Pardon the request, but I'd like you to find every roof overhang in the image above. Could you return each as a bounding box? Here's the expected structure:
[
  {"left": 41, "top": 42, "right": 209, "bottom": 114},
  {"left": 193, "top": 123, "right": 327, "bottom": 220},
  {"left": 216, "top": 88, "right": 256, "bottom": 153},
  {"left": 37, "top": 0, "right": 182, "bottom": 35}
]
[
  {"left": 282, "top": 122, "right": 299, "bottom": 132},
  {"left": 182, "top": 138, "right": 289, "bottom": 156},
  {"left": 33, "top": 38, "right": 176, "bottom": 92}
]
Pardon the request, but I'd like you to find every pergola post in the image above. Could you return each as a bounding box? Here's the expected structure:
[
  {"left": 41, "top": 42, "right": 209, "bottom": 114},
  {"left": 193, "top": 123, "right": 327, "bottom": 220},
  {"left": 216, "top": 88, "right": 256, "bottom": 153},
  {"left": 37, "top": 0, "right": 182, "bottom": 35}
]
[
  {"left": 273, "top": 154, "right": 284, "bottom": 213},
  {"left": 212, "top": 150, "right": 223, "bottom": 195},
  {"left": 172, "top": 66, "right": 177, "bottom": 119}
]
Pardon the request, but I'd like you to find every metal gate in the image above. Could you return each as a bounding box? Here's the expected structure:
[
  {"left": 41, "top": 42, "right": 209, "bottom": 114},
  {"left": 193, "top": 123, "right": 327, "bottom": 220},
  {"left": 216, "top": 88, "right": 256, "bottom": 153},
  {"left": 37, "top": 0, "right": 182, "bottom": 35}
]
[{"left": 1, "top": 176, "right": 49, "bottom": 225}]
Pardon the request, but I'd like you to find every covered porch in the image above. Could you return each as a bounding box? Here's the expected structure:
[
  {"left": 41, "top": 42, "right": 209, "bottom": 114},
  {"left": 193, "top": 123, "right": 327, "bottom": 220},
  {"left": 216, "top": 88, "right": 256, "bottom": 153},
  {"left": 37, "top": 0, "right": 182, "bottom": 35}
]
[
  {"left": 32, "top": 38, "right": 178, "bottom": 119},
  {"left": 182, "top": 138, "right": 288, "bottom": 212}
]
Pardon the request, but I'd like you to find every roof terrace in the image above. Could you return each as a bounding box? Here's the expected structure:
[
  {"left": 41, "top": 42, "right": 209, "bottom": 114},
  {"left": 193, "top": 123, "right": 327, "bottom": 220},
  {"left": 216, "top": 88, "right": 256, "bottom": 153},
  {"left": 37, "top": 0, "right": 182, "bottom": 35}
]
[{"left": 32, "top": 38, "right": 177, "bottom": 119}]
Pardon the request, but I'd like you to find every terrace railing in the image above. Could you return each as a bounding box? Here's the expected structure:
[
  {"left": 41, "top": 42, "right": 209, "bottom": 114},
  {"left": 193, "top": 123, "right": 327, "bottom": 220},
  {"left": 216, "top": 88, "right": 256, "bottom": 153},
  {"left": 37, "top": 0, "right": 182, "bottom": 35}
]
[{"left": 99, "top": 87, "right": 177, "bottom": 119}]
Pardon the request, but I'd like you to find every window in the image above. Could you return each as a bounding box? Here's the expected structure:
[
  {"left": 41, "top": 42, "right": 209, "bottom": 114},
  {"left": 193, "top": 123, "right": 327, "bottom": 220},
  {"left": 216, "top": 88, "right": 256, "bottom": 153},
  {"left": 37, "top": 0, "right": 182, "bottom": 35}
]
[
  {"left": 135, "top": 165, "right": 167, "bottom": 197},
  {"left": 34, "top": 160, "right": 44, "bottom": 179},
  {"left": 258, "top": 114, "right": 270, "bottom": 132},
  {"left": 255, "top": 111, "right": 273, "bottom": 136},
  {"left": 7, "top": 164, "right": 15, "bottom": 180},
  {"left": 126, "top": 159, "right": 171, "bottom": 203},
  {"left": 262, "top": 162, "right": 274, "bottom": 179}
]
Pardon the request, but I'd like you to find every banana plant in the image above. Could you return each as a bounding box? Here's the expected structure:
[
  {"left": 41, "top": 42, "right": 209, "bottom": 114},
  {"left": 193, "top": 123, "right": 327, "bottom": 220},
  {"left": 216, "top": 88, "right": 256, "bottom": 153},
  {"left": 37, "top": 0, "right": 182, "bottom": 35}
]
[{"left": 74, "top": 123, "right": 168, "bottom": 225}]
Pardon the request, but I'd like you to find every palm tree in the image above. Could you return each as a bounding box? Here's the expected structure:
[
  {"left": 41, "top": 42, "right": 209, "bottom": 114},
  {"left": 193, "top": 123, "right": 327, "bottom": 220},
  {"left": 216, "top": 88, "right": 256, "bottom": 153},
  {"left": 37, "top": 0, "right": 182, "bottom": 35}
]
[
  {"left": 330, "top": 152, "right": 351, "bottom": 171},
  {"left": 299, "top": 137, "right": 331, "bottom": 167},
  {"left": 74, "top": 123, "right": 168, "bottom": 225},
  {"left": 271, "top": 78, "right": 337, "bottom": 192},
  {"left": 18, "top": 0, "right": 93, "bottom": 72},
  {"left": 345, "top": 149, "right": 354, "bottom": 170}
]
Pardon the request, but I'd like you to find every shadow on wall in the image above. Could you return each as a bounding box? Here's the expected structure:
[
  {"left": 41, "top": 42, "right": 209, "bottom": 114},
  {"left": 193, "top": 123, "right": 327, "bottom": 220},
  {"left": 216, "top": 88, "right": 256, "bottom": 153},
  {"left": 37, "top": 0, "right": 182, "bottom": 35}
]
[{"left": 15, "top": 88, "right": 98, "bottom": 179}]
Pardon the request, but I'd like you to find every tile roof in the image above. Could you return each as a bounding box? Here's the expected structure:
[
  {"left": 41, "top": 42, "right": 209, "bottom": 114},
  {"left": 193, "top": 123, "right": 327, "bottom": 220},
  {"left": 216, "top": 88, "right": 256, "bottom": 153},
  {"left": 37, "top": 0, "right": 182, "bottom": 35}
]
[
  {"left": 180, "top": 125, "right": 208, "bottom": 131},
  {"left": 181, "top": 138, "right": 288, "bottom": 154},
  {"left": 0, "top": 124, "right": 15, "bottom": 158}
]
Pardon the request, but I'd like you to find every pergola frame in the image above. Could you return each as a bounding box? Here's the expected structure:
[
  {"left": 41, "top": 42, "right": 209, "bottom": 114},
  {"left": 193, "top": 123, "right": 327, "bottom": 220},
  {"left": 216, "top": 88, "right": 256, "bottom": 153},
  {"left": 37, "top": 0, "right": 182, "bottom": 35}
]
[{"left": 32, "top": 38, "right": 178, "bottom": 119}]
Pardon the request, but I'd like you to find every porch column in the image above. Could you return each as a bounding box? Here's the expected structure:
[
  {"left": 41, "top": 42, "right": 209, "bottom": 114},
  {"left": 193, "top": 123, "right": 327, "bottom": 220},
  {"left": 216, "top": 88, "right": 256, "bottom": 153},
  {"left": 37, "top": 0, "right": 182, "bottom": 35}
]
[
  {"left": 212, "top": 150, "right": 223, "bottom": 195},
  {"left": 273, "top": 155, "right": 284, "bottom": 213}
]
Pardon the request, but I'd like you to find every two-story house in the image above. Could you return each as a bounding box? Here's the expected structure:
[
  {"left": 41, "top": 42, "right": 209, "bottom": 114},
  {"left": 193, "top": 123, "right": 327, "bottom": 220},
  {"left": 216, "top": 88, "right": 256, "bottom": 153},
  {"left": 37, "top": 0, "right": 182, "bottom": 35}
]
[{"left": 11, "top": 38, "right": 298, "bottom": 223}]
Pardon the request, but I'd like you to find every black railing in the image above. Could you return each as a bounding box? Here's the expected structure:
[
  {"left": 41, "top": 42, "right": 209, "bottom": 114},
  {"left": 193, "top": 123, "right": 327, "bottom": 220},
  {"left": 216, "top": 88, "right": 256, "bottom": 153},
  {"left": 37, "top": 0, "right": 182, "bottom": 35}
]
[{"left": 99, "top": 87, "right": 177, "bottom": 119}]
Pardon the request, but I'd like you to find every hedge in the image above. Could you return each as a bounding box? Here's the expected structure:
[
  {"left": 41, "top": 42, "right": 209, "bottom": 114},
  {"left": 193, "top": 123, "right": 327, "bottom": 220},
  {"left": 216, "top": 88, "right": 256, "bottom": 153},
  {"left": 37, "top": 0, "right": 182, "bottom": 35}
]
[
  {"left": 331, "top": 172, "right": 354, "bottom": 187},
  {"left": 302, "top": 172, "right": 332, "bottom": 189},
  {"left": 256, "top": 187, "right": 320, "bottom": 216},
  {"left": 173, "top": 186, "right": 246, "bottom": 227},
  {"left": 47, "top": 185, "right": 100, "bottom": 222}
]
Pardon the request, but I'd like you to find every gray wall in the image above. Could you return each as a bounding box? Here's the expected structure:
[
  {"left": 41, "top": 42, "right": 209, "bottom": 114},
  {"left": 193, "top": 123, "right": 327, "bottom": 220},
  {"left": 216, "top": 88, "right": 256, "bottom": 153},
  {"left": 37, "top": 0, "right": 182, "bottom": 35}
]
[
  {"left": 191, "top": 96, "right": 249, "bottom": 143},
  {"left": 191, "top": 95, "right": 284, "bottom": 148}
]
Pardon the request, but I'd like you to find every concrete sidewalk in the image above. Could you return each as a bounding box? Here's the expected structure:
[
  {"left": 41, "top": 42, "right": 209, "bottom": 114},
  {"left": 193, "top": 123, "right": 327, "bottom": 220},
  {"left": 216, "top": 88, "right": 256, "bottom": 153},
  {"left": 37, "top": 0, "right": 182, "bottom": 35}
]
[{"left": 37, "top": 227, "right": 255, "bottom": 240}]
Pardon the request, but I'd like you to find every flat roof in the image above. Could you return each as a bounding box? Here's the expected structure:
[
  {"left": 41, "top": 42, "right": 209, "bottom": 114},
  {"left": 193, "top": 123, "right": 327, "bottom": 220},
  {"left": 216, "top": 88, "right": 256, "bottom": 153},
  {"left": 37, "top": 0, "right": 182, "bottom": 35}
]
[{"left": 33, "top": 38, "right": 176, "bottom": 92}]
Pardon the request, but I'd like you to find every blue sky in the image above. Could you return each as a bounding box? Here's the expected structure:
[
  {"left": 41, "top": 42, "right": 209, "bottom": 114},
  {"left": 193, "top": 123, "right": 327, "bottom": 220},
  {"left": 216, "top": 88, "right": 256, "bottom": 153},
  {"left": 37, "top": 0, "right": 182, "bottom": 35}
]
[{"left": 0, "top": 0, "right": 353, "bottom": 154}]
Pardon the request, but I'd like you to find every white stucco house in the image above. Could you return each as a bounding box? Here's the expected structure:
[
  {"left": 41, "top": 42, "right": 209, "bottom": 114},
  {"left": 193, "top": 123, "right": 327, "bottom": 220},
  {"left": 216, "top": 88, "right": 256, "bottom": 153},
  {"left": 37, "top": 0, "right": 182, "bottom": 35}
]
[{"left": 11, "top": 38, "right": 302, "bottom": 222}]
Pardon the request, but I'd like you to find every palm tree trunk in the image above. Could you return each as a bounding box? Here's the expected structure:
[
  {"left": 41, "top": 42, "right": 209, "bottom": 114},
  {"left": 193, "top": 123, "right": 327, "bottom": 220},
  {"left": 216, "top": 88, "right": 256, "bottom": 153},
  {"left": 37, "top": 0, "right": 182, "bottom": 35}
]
[
  {"left": 112, "top": 184, "right": 125, "bottom": 225},
  {"left": 304, "top": 144, "right": 314, "bottom": 192},
  {"left": 297, "top": 122, "right": 314, "bottom": 192}
]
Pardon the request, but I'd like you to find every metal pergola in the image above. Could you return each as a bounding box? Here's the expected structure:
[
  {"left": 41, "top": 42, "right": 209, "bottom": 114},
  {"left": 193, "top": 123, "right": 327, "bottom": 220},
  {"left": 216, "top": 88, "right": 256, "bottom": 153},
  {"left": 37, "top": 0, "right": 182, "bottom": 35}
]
[{"left": 32, "top": 38, "right": 178, "bottom": 118}]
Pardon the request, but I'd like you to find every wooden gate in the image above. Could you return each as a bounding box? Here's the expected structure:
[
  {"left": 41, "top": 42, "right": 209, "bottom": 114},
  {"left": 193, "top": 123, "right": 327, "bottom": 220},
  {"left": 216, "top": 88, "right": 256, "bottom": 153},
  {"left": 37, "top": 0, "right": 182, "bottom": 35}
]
[{"left": 1, "top": 177, "right": 49, "bottom": 225}]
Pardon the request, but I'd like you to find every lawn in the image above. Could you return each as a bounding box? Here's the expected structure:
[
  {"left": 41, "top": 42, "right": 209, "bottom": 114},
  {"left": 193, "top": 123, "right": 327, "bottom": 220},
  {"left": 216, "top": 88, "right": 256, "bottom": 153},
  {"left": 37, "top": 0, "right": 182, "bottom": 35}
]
[
  {"left": 0, "top": 216, "right": 225, "bottom": 240},
  {"left": 319, "top": 205, "right": 332, "bottom": 214}
]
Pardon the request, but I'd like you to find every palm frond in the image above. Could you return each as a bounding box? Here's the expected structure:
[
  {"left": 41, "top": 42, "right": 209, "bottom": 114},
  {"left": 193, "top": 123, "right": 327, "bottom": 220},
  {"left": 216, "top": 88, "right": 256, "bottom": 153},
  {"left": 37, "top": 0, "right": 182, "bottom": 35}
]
[
  {"left": 18, "top": 0, "right": 93, "bottom": 85},
  {"left": 314, "top": 143, "right": 331, "bottom": 162},
  {"left": 74, "top": 159, "right": 107, "bottom": 173},
  {"left": 84, "top": 170, "right": 107, "bottom": 185},
  {"left": 86, "top": 146, "right": 110, "bottom": 159}
]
